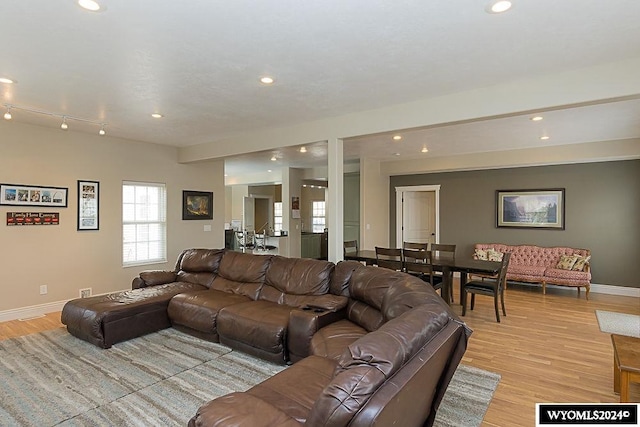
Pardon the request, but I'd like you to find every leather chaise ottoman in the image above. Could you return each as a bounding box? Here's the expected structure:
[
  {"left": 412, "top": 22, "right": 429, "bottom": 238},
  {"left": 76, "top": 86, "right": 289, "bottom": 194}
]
[{"left": 61, "top": 282, "right": 206, "bottom": 348}]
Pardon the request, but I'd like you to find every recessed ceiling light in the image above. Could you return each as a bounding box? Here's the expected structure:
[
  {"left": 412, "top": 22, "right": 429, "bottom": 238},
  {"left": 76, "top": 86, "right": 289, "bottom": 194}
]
[
  {"left": 394, "top": 152, "right": 401, "bottom": 156},
  {"left": 260, "top": 76, "right": 274, "bottom": 85},
  {"left": 0, "top": 77, "right": 15, "bottom": 84},
  {"left": 299, "top": 147, "right": 307, "bottom": 153},
  {"left": 421, "top": 147, "right": 429, "bottom": 153},
  {"left": 540, "top": 136, "right": 550, "bottom": 140},
  {"left": 78, "top": 0, "right": 102, "bottom": 12},
  {"left": 531, "top": 116, "right": 543, "bottom": 121},
  {"left": 267, "top": 169, "right": 273, "bottom": 173},
  {"left": 486, "top": 0, "right": 512, "bottom": 13},
  {"left": 270, "top": 155, "right": 277, "bottom": 161},
  {"left": 151, "top": 113, "right": 163, "bottom": 118},
  {"left": 392, "top": 135, "right": 402, "bottom": 141},
  {"left": 224, "top": 174, "right": 228, "bottom": 177}
]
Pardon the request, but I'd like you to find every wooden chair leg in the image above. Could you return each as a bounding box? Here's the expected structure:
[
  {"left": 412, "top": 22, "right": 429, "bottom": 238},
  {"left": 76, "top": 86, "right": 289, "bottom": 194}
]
[
  {"left": 461, "top": 290, "right": 467, "bottom": 316},
  {"left": 470, "top": 293, "right": 475, "bottom": 310},
  {"left": 494, "top": 294, "right": 501, "bottom": 323}
]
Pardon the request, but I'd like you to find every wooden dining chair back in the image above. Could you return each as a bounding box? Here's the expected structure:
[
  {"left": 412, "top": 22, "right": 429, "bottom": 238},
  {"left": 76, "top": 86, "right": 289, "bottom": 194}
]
[
  {"left": 430, "top": 243, "right": 456, "bottom": 254},
  {"left": 461, "top": 252, "right": 512, "bottom": 323},
  {"left": 402, "top": 249, "right": 436, "bottom": 289},
  {"left": 375, "top": 247, "right": 403, "bottom": 271},
  {"left": 403, "top": 241, "right": 428, "bottom": 251},
  {"left": 343, "top": 240, "right": 359, "bottom": 256}
]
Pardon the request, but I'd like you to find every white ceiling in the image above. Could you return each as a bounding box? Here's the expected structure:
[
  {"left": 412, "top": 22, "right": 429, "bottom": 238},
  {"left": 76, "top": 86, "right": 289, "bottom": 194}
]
[{"left": 2, "top": 1, "right": 640, "bottom": 177}]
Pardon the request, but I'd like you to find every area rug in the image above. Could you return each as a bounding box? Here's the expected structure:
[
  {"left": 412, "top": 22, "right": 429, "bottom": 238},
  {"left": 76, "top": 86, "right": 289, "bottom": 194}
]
[
  {"left": 0, "top": 328, "right": 499, "bottom": 427},
  {"left": 595, "top": 310, "right": 640, "bottom": 338}
]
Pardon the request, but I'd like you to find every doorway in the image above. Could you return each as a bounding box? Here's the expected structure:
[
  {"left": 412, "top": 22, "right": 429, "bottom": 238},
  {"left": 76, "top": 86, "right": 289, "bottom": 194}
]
[{"left": 395, "top": 185, "right": 440, "bottom": 248}]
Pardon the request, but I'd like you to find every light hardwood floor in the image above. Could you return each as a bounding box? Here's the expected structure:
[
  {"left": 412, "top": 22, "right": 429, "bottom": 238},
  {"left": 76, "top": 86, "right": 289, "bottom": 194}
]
[{"left": 1, "top": 284, "right": 638, "bottom": 426}]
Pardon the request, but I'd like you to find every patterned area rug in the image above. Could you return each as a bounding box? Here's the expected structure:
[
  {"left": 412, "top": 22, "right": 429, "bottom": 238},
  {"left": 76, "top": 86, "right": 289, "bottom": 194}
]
[
  {"left": 596, "top": 310, "right": 640, "bottom": 338},
  {"left": 0, "top": 328, "right": 499, "bottom": 426}
]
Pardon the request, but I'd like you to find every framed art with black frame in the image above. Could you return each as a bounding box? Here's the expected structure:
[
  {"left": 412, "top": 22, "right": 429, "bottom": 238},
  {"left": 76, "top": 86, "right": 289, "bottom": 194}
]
[
  {"left": 77, "top": 180, "right": 99, "bottom": 230},
  {"left": 182, "top": 190, "right": 213, "bottom": 220},
  {"left": 0, "top": 183, "right": 68, "bottom": 207},
  {"left": 496, "top": 188, "right": 565, "bottom": 229}
]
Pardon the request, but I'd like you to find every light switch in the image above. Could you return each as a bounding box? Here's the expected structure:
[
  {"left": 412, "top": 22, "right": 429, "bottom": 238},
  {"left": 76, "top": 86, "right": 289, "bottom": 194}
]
[
  {"left": 203, "top": 225, "right": 212, "bottom": 232},
  {"left": 366, "top": 224, "right": 371, "bottom": 230}
]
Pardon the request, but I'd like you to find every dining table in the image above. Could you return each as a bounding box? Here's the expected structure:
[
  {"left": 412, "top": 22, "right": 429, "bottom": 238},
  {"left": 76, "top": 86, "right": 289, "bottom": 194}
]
[{"left": 344, "top": 249, "right": 502, "bottom": 306}]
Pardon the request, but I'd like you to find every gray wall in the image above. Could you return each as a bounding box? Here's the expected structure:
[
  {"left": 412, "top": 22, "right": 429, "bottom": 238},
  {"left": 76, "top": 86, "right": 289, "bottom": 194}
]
[{"left": 390, "top": 159, "right": 640, "bottom": 288}]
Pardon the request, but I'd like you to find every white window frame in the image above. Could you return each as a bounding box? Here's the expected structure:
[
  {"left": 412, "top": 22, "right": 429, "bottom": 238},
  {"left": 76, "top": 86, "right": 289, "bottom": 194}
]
[
  {"left": 312, "top": 200, "right": 326, "bottom": 233},
  {"left": 273, "top": 201, "right": 283, "bottom": 232},
  {"left": 122, "top": 181, "right": 167, "bottom": 267}
]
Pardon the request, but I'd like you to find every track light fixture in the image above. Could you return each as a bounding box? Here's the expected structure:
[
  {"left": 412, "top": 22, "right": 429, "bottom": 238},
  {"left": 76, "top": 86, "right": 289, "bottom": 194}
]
[{"left": 2, "top": 103, "right": 107, "bottom": 135}]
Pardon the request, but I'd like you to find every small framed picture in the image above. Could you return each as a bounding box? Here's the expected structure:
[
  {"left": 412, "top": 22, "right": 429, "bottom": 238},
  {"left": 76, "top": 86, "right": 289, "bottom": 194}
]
[
  {"left": 77, "top": 180, "right": 99, "bottom": 230},
  {"left": 183, "top": 190, "right": 213, "bottom": 220}
]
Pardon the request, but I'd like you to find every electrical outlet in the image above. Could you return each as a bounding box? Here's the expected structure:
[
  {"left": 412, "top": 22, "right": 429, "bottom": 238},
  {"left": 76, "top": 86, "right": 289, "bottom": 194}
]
[
  {"left": 79, "top": 288, "right": 92, "bottom": 298},
  {"left": 39, "top": 285, "right": 47, "bottom": 295}
]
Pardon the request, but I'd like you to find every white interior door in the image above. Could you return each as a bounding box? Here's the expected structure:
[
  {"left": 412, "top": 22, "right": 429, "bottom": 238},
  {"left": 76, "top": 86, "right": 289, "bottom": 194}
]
[
  {"left": 396, "top": 185, "right": 440, "bottom": 247},
  {"left": 403, "top": 191, "right": 435, "bottom": 243}
]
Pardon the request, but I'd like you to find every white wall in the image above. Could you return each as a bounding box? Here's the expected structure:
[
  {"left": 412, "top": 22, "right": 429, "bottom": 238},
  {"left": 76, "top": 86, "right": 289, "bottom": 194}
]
[{"left": 0, "top": 121, "right": 225, "bottom": 315}]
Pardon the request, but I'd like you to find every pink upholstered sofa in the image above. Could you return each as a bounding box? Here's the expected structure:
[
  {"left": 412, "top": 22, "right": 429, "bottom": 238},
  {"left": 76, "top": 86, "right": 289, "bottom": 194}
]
[{"left": 474, "top": 244, "right": 592, "bottom": 299}]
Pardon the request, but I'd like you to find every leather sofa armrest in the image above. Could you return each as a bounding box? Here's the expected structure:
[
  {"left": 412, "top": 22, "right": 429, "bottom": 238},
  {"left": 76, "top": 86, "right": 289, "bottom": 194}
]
[
  {"left": 288, "top": 305, "right": 347, "bottom": 363},
  {"left": 131, "top": 270, "right": 177, "bottom": 289}
]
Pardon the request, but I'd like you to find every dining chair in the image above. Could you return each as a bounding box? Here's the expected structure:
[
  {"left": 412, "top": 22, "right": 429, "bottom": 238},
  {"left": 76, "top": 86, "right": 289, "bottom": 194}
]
[
  {"left": 430, "top": 244, "right": 456, "bottom": 301},
  {"left": 235, "top": 230, "right": 255, "bottom": 252},
  {"left": 375, "top": 247, "right": 403, "bottom": 271},
  {"left": 403, "top": 241, "right": 428, "bottom": 251},
  {"left": 403, "top": 248, "right": 438, "bottom": 291},
  {"left": 343, "top": 240, "right": 358, "bottom": 256},
  {"left": 461, "top": 252, "right": 511, "bottom": 323}
]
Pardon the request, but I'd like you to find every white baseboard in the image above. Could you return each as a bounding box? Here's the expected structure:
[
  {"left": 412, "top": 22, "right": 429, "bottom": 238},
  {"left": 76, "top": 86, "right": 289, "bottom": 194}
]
[
  {"left": 589, "top": 283, "right": 640, "bottom": 298},
  {"left": 0, "top": 300, "right": 69, "bottom": 323},
  {"left": 0, "top": 289, "right": 130, "bottom": 323}
]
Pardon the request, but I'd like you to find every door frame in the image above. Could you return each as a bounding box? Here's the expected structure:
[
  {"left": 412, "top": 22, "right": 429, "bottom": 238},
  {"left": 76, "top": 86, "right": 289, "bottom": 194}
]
[{"left": 395, "top": 185, "right": 440, "bottom": 248}]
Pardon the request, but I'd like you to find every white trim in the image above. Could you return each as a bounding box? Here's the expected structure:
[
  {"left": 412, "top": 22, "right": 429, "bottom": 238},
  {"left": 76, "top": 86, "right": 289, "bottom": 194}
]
[
  {"left": 395, "top": 185, "right": 440, "bottom": 248},
  {"left": 589, "top": 283, "right": 640, "bottom": 298},
  {"left": 0, "top": 300, "right": 68, "bottom": 323},
  {"left": 0, "top": 289, "right": 130, "bottom": 323}
]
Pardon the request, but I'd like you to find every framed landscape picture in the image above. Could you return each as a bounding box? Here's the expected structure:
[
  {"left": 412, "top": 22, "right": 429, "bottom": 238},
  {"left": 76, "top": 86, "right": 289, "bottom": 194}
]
[
  {"left": 0, "top": 183, "right": 68, "bottom": 207},
  {"left": 496, "top": 189, "right": 565, "bottom": 229},
  {"left": 182, "top": 190, "right": 213, "bottom": 220}
]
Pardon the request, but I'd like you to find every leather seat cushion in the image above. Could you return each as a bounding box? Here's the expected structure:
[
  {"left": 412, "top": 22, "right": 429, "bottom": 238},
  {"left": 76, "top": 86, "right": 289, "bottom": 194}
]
[
  {"left": 310, "top": 319, "right": 367, "bottom": 360},
  {"left": 168, "top": 289, "right": 251, "bottom": 333},
  {"left": 218, "top": 300, "right": 293, "bottom": 354},
  {"left": 247, "top": 355, "right": 337, "bottom": 423}
]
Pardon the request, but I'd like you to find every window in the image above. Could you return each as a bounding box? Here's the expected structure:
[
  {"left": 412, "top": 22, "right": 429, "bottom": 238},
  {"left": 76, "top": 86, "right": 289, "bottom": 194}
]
[
  {"left": 273, "top": 202, "right": 283, "bottom": 232},
  {"left": 312, "top": 201, "right": 326, "bottom": 233},
  {"left": 122, "top": 181, "right": 167, "bottom": 266}
]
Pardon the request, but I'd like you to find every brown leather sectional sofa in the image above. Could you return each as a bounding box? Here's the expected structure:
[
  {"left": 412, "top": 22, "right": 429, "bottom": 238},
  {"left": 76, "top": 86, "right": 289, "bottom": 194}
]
[{"left": 61, "top": 248, "right": 471, "bottom": 426}]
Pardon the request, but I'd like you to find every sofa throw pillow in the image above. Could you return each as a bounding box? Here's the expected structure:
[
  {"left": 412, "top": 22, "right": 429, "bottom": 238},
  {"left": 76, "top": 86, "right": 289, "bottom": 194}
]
[
  {"left": 557, "top": 255, "right": 579, "bottom": 270},
  {"left": 572, "top": 255, "right": 591, "bottom": 271},
  {"left": 487, "top": 249, "right": 503, "bottom": 262},
  {"left": 474, "top": 248, "right": 489, "bottom": 260}
]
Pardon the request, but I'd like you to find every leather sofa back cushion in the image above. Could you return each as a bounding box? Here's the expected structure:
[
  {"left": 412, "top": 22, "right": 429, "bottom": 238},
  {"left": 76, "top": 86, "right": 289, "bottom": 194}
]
[
  {"left": 217, "top": 251, "right": 272, "bottom": 283},
  {"left": 261, "top": 257, "right": 334, "bottom": 303},
  {"left": 346, "top": 268, "right": 408, "bottom": 331},
  {"left": 179, "top": 248, "right": 224, "bottom": 273},
  {"left": 307, "top": 304, "right": 450, "bottom": 426},
  {"left": 331, "top": 261, "right": 365, "bottom": 296}
]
